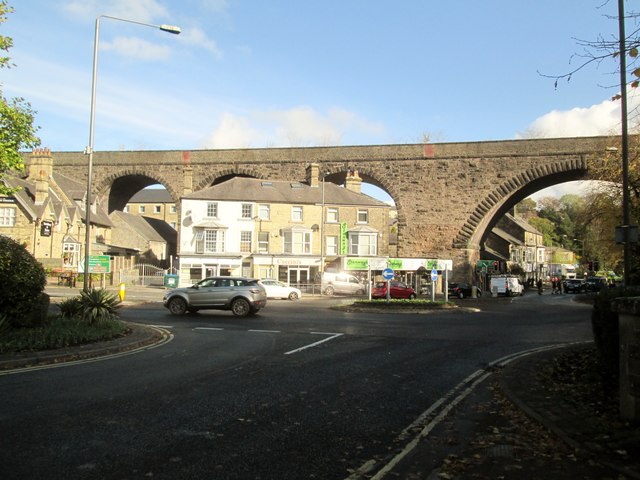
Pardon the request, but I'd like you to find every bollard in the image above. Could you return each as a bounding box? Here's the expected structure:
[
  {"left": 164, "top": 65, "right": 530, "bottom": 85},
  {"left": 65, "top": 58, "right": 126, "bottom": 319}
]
[{"left": 118, "top": 283, "right": 126, "bottom": 302}]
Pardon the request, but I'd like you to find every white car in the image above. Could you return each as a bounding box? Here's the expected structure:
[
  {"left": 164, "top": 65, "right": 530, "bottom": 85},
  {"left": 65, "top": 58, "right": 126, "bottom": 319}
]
[{"left": 260, "top": 279, "right": 302, "bottom": 300}]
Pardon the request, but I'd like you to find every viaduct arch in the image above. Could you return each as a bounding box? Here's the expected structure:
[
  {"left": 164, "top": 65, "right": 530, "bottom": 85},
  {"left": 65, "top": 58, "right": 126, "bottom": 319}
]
[{"left": 39, "top": 136, "right": 619, "bottom": 279}]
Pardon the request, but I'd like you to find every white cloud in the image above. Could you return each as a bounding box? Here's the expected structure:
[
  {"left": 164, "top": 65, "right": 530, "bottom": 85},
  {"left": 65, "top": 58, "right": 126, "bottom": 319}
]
[
  {"left": 202, "top": 107, "right": 385, "bottom": 149},
  {"left": 179, "top": 27, "right": 224, "bottom": 59},
  {"left": 101, "top": 36, "right": 173, "bottom": 60},
  {"left": 205, "top": 113, "right": 263, "bottom": 149},
  {"left": 520, "top": 87, "right": 640, "bottom": 139},
  {"left": 200, "top": 0, "right": 230, "bottom": 13}
]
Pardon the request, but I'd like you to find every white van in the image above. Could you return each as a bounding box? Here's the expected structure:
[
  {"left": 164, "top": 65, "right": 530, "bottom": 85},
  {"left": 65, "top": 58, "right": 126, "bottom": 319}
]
[
  {"left": 490, "top": 275, "right": 524, "bottom": 296},
  {"left": 321, "top": 272, "right": 366, "bottom": 296}
]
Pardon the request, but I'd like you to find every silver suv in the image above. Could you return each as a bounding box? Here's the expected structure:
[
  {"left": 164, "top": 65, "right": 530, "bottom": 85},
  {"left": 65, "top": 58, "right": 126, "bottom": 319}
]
[{"left": 163, "top": 277, "right": 267, "bottom": 317}]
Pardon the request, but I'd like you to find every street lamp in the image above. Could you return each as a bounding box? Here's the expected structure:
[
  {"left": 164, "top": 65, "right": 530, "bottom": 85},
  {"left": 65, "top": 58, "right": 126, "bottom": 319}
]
[
  {"left": 83, "top": 15, "right": 180, "bottom": 290},
  {"left": 572, "top": 238, "right": 585, "bottom": 260}
]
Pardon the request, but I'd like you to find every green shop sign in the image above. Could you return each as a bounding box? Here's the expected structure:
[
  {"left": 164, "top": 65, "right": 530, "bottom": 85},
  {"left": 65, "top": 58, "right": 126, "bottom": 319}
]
[
  {"left": 345, "top": 258, "right": 370, "bottom": 270},
  {"left": 340, "top": 222, "right": 348, "bottom": 255},
  {"left": 388, "top": 259, "right": 403, "bottom": 270}
]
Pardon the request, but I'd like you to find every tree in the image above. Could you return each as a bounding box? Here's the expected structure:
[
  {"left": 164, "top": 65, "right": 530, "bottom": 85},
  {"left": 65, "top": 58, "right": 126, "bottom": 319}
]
[
  {"left": 0, "top": 1, "right": 40, "bottom": 195},
  {"left": 515, "top": 198, "right": 537, "bottom": 221},
  {"left": 540, "top": 6, "right": 640, "bottom": 98}
]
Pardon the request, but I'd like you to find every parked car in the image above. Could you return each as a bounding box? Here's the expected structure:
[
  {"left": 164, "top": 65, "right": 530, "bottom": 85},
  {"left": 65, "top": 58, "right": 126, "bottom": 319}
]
[
  {"left": 371, "top": 281, "right": 417, "bottom": 299},
  {"left": 563, "top": 278, "right": 586, "bottom": 294},
  {"left": 585, "top": 276, "right": 608, "bottom": 292},
  {"left": 321, "top": 272, "right": 366, "bottom": 296},
  {"left": 163, "top": 277, "right": 267, "bottom": 317},
  {"left": 260, "top": 279, "right": 301, "bottom": 300},
  {"left": 448, "top": 282, "right": 476, "bottom": 299}
]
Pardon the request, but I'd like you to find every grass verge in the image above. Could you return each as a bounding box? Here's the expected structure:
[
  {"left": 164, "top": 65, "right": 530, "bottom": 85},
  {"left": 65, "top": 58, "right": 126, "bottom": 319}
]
[{"left": 0, "top": 316, "right": 130, "bottom": 354}]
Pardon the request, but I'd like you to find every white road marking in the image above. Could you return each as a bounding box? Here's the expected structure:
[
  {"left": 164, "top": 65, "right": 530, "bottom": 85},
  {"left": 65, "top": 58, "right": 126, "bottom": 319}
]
[
  {"left": 347, "top": 342, "right": 589, "bottom": 480},
  {"left": 193, "top": 327, "right": 224, "bottom": 331},
  {"left": 248, "top": 329, "right": 281, "bottom": 333},
  {"left": 284, "top": 332, "right": 343, "bottom": 355}
]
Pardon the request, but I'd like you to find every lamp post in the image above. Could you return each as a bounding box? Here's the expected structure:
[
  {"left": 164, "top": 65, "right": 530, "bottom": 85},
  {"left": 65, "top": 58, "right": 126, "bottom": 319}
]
[
  {"left": 83, "top": 15, "right": 180, "bottom": 290},
  {"left": 617, "top": 0, "right": 632, "bottom": 287},
  {"left": 572, "top": 238, "right": 585, "bottom": 259}
]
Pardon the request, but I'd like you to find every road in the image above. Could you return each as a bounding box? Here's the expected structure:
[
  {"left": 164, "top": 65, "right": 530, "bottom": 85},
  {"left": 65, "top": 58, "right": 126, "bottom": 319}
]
[{"left": 0, "top": 291, "right": 593, "bottom": 479}]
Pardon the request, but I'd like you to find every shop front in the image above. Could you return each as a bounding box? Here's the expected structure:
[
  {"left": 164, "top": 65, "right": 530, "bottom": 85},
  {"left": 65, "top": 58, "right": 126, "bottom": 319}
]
[
  {"left": 177, "top": 255, "right": 244, "bottom": 286},
  {"left": 252, "top": 255, "right": 322, "bottom": 286}
]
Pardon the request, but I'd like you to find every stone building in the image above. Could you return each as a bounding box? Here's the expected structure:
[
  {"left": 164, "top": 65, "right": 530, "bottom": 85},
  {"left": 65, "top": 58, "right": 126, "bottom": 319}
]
[
  {"left": 177, "top": 166, "right": 391, "bottom": 286},
  {"left": 108, "top": 211, "right": 177, "bottom": 267},
  {"left": 124, "top": 188, "right": 178, "bottom": 230},
  {"left": 484, "top": 211, "right": 545, "bottom": 283},
  {"left": 0, "top": 149, "right": 113, "bottom": 272}
]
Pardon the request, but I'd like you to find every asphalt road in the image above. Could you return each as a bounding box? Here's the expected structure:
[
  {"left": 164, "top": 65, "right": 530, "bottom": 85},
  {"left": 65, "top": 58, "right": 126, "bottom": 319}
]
[{"left": 0, "top": 291, "right": 593, "bottom": 480}]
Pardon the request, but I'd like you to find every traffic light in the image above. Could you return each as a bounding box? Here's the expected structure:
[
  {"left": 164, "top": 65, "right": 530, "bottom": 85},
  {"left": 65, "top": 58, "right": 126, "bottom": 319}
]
[
  {"left": 588, "top": 261, "right": 593, "bottom": 271},
  {"left": 593, "top": 261, "right": 600, "bottom": 272},
  {"left": 493, "top": 261, "right": 499, "bottom": 271}
]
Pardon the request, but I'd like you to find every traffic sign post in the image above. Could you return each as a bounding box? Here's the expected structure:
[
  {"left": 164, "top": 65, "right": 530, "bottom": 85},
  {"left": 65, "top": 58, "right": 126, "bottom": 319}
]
[
  {"left": 382, "top": 268, "right": 394, "bottom": 302},
  {"left": 431, "top": 268, "right": 438, "bottom": 302}
]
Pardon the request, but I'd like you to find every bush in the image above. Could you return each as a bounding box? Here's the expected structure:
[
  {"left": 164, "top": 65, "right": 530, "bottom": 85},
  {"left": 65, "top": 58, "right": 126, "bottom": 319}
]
[
  {"left": 22, "top": 292, "right": 51, "bottom": 328},
  {"left": 79, "top": 288, "right": 121, "bottom": 324},
  {"left": 0, "top": 235, "right": 47, "bottom": 327},
  {"left": 0, "top": 316, "right": 129, "bottom": 353},
  {"left": 57, "top": 297, "right": 83, "bottom": 319}
]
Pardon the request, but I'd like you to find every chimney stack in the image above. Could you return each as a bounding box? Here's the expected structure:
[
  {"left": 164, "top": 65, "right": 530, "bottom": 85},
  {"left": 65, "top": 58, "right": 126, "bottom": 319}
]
[
  {"left": 345, "top": 169, "right": 362, "bottom": 193},
  {"left": 306, "top": 163, "right": 320, "bottom": 188},
  {"left": 29, "top": 148, "right": 53, "bottom": 204}
]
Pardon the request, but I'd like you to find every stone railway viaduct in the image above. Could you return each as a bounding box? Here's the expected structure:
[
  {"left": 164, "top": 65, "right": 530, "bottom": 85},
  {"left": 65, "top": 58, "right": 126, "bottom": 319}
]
[{"left": 37, "top": 135, "right": 619, "bottom": 279}]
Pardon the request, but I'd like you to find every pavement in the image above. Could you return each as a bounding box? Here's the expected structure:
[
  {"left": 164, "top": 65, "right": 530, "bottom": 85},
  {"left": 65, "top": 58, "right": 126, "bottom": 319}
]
[{"left": 2, "top": 286, "right": 639, "bottom": 479}]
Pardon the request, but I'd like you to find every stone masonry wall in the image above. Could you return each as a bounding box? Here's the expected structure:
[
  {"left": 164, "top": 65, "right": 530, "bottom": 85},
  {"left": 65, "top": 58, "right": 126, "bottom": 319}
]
[{"left": 32, "top": 136, "right": 620, "bottom": 279}]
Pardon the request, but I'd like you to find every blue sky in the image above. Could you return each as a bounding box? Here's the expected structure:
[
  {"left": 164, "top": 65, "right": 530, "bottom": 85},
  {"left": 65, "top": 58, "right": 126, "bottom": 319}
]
[{"left": 2, "top": 0, "right": 638, "bottom": 202}]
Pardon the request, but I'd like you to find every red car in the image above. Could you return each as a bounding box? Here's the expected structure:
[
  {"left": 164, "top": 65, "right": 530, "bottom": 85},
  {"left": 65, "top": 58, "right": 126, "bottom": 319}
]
[{"left": 372, "top": 281, "right": 417, "bottom": 299}]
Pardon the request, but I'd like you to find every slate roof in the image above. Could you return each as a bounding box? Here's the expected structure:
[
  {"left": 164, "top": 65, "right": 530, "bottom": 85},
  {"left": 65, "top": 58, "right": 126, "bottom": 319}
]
[
  {"left": 2, "top": 173, "right": 113, "bottom": 227},
  {"left": 183, "top": 177, "right": 388, "bottom": 207},
  {"left": 128, "top": 188, "right": 175, "bottom": 203},
  {"left": 110, "top": 211, "right": 176, "bottom": 243}
]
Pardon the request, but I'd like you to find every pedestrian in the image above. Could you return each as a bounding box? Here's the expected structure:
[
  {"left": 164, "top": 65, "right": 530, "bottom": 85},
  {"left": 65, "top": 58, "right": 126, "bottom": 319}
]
[{"left": 536, "top": 278, "right": 543, "bottom": 295}]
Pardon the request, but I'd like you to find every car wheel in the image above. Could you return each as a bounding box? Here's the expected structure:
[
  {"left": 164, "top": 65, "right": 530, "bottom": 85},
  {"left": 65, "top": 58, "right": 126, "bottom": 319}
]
[
  {"left": 288, "top": 291, "right": 299, "bottom": 300},
  {"left": 458, "top": 291, "right": 465, "bottom": 299},
  {"left": 168, "top": 297, "right": 187, "bottom": 315},
  {"left": 409, "top": 293, "right": 416, "bottom": 300},
  {"left": 324, "top": 285, "right": 335, "bottom": 296},
  {"left": 231, "top": 298, "right": 251, "bottom": 317}
]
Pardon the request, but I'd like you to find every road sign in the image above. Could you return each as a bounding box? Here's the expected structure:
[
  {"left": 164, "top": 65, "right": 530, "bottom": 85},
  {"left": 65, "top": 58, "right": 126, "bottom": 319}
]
[
  {"left": 88, "top": 255, "right": 110, "bottom": 273},
  {"left": 431, "top": 268, "right": 438, "bottom": 282},
  {"left": 382, "top": 268, "right": 394, "bottom": 280}
]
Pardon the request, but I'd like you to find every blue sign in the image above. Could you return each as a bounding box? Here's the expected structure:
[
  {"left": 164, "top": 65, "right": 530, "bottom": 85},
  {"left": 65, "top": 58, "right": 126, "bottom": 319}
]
[
  {"left": 382, "top": 268, "right": 394, "bottom": 280},
  {"left": 431, "top": 268, "right": 438, "bottom": 281}
]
